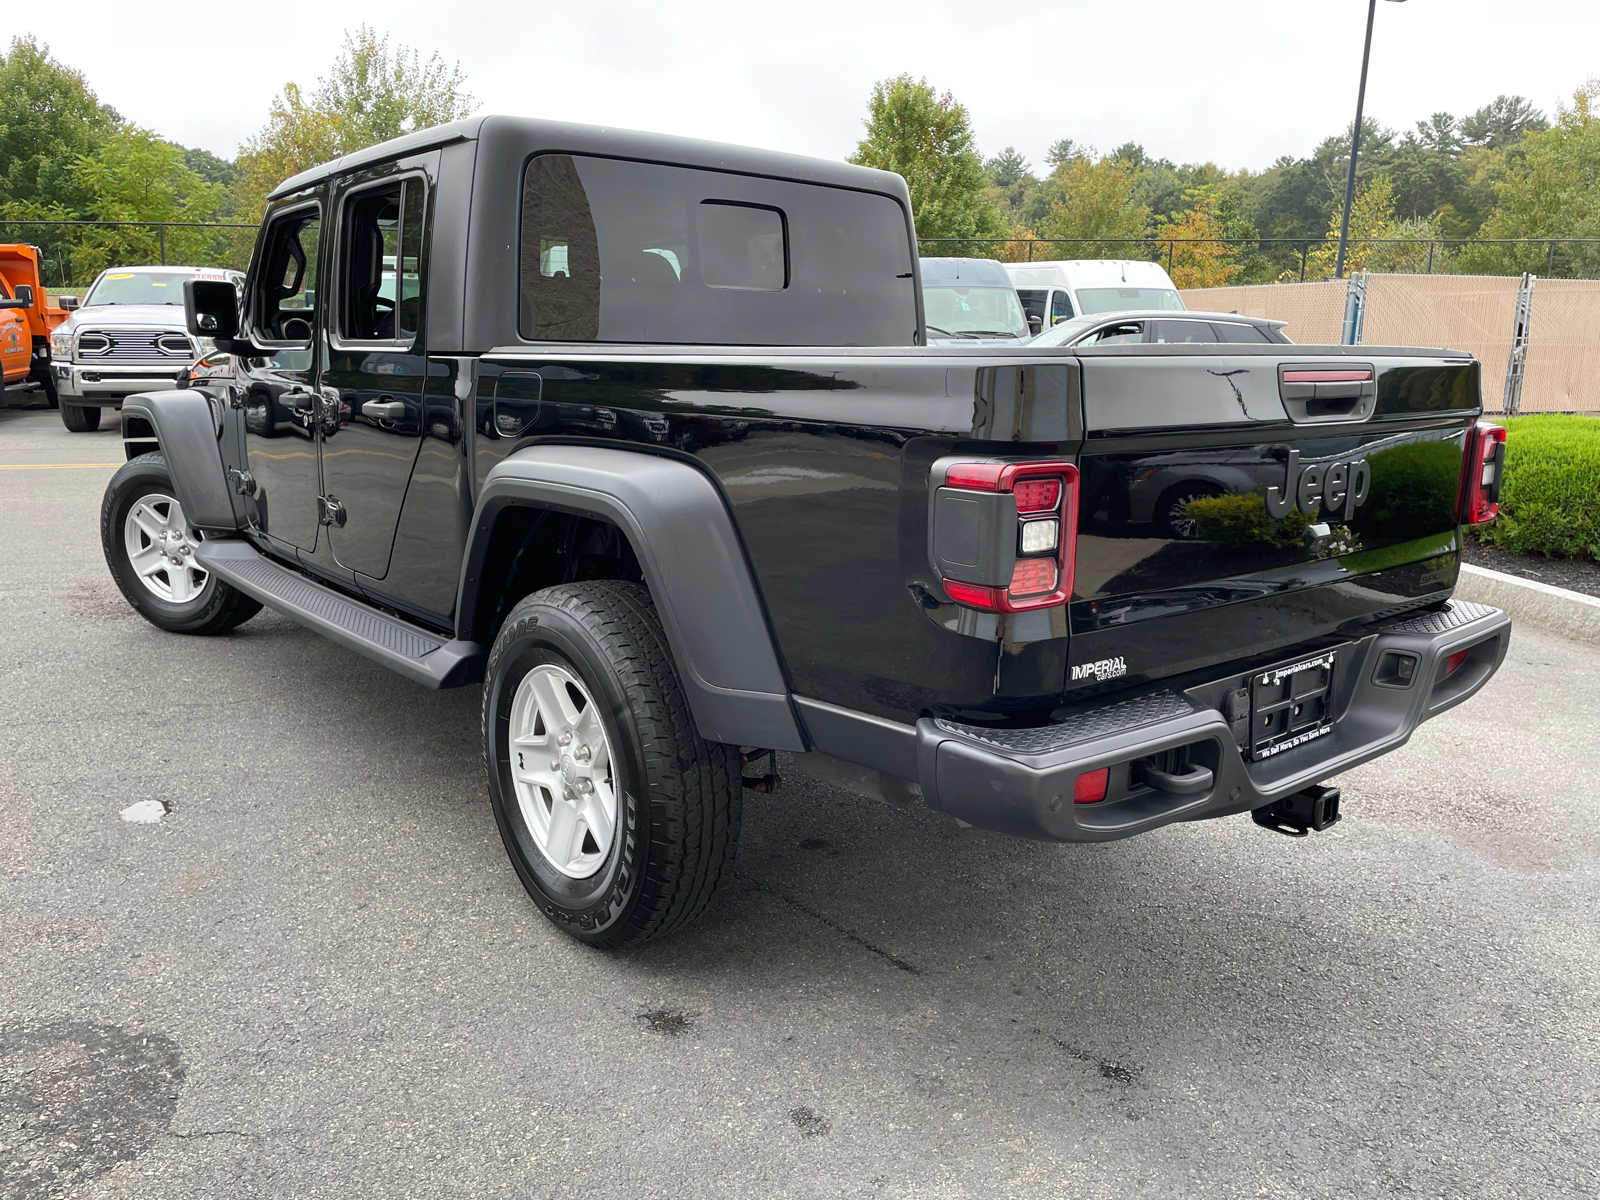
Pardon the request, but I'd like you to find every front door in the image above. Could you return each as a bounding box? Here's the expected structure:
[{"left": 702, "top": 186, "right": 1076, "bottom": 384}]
[
  {"left": 240, "top": 201, "right": 324, "bottom": 554},
  {"left": 318, "top": 163, "right": 432, "bottom": 582}
]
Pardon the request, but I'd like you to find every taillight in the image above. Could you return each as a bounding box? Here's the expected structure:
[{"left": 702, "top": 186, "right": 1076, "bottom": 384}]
[
  {"left": 1461, "top": 421, "right": 1506, "bottom": 525},
  {"left": 930, "top": 459, "right": 1079, "bottom": 612}
]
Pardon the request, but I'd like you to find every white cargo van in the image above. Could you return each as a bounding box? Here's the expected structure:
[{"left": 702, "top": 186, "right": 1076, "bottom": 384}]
[{"left": 1004, "top": 260, "right": 1184, "bottom": 330}]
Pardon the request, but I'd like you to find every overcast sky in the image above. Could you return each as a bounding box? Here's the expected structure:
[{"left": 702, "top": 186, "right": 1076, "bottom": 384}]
[{"left": 18, "top": 0, "right": 1599, "bottom": 172}]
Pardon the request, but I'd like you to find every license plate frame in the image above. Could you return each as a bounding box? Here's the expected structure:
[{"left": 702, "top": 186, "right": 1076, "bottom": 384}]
[{"left": 1248, "top": 649, "right": 1339, "bottom": 761}]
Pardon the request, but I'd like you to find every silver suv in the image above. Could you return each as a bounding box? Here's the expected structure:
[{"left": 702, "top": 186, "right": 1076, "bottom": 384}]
[{"left": 51, "top": 265, "right": 243, "bottom": 432}]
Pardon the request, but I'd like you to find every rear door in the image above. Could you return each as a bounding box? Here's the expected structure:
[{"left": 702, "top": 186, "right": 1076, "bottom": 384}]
[{"left": 318, "top": 155, "right": 435, "bottom": 583}]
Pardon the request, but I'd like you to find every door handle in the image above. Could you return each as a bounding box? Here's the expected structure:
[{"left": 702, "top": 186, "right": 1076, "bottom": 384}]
[
  {"left": 362, "top": 396, "right": 404, "bottom": 420},
  {"left": 285, "top": 389, "right": 314, "bottom": 412}
]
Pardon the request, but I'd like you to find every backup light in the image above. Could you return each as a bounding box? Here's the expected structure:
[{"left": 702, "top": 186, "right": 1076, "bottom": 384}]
[{"left": 1019, "top": 519, "right": 1058, "bottom": 555}]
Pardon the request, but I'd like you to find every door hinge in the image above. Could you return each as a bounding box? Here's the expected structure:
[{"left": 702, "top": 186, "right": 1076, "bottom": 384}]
[
  {"left": 318, "top": 495, "right": 347, "bottom": 527},
  {"left": 228, "top": 468, "right": 257, "bottom": 497}
]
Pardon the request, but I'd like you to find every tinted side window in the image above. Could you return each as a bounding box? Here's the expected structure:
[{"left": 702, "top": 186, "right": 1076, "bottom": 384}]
[
  {"left": 1213, "top": 321, "right": 1271, "bottom": 344},
  {"left": 1051, "top": 289, "right": 1073, "bottom": 322},
  {"left": 254, "top": 206, "right": 321, "bottom": 346},
  {"left": 519, "top": 154, "right": 915, "bottom": 345}
]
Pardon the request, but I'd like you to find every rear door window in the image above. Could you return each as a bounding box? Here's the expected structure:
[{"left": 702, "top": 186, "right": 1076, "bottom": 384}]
[
  {"left": 519, "top": 154, "right": 915, "bottom": 345},
  {"left": 1149, "top": 319, "right": 1216, "bottom": 344},
  {"left": 336, "top": 176, "right": 427, "bottom": 344}
]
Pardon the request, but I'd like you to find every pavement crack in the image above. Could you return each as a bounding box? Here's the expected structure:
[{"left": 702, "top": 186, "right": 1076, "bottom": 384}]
[
  {"left": 164, "top": 1128, "right": 254, "bottom": 1140},
  {"left": 735, "top": 870, "right": 920, "bottom": 975}
]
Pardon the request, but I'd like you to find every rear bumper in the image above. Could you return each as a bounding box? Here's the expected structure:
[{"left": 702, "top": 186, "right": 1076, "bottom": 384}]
[
  {"left": 56, "top": 361, "right": 188, "bottom": 403},
  {"left": 917, "top": 600, "right": 1510, "bottom": 841}
]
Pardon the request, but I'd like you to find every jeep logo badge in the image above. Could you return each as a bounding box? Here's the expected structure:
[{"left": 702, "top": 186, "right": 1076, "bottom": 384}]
[{"left": 1266, "top": 449, "right": 1370, "bottom": 521}]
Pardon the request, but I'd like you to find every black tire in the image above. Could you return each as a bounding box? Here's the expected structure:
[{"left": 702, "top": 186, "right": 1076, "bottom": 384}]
[
  {"left": 101, "top": 453, "right": 264, "bottom": 635},
  {"left": 482, "top": 580, "right": 742, "bottom": 950},
  {"left": 61, "top": 401, "right": 100, "bottom": 432},
  {"left": 30, "top": 364, "right": 59, "bottom": 408},
  {"left": 1155, "top": 482, "right": 1224, "bottom": 540}
]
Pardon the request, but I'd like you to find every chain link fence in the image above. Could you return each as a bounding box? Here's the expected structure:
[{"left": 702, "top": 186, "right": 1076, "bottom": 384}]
[
  {"left": 0, "top": 220, "right": 258, "bottom": 290},
  {"left": 917, "top": 237, "right": 1600, "bottom": 283}
]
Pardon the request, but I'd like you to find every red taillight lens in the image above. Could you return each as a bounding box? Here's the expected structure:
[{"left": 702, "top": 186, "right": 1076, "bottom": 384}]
[
  {"left": 1009, "top": 556, "right": 1058, "bottom": 597},
  {"left": 1445, "top": 649, "right": 1468, "bottom": 675},
  {"left": 1074, "top": 768, "right": 1109, "bottom": 804},
  {"left": 1462, "top": 421, "right": 1506, "bottom": 525},
  {"left": 1013, "top": 477, "right": 1061, "bottom": 513}
]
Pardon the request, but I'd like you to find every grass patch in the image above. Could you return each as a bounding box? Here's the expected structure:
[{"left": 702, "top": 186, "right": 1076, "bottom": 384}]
[{"left": 1480, "top": 414, "right": 1600, "bottom": 562}]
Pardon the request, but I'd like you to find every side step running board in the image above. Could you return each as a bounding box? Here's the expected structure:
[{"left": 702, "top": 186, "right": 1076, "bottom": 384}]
[{"left": 194, "top": 539, "right": 486, "bottom": 689}]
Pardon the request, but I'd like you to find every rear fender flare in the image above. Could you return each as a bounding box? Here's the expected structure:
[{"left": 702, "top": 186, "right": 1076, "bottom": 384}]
[
  {"left": 118, "top": 390, "right": 242, "bottom": 532},
  {"left": 459, "top": 445, "right": 805, "bottom": 751}
]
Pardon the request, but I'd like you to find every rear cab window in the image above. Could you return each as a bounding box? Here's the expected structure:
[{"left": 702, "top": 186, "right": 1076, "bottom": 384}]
[{"left": 519, "top": 155, "right": 915, "bottom": 345}]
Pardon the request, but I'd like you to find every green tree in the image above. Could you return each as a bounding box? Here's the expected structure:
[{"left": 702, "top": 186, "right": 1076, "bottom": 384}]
[
  {"left": 848, "top": 75, "right": 1006, "bottom": 252},
  {"left": 0, "top": 36, "right": 120, "bottom": 217},
  {"left": 1460, "top": 95, "right": 1548, "bottom": 149},
  {"left": 1304, "top": 174, "right": 1436, "bottom": 278},
  {"left": 984, "top": 146, "right": 1030, "bottom": 188},
  {"left": 234, "top": 25, "right": 475, "bottom": 221},
  {"left": 1459, "top": 81, "right": 1600, "bottom": 277},
  {"left": 1032, "top": 154, "right": 1151, "bottom": 259},
  {"left": 69, "top": 128, "right": 228, "bottom": 277}
]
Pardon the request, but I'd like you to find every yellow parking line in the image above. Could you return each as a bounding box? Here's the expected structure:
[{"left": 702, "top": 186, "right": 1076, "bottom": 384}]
[{"left": 0, "top": 462, "right": 122, "bottom": 470}]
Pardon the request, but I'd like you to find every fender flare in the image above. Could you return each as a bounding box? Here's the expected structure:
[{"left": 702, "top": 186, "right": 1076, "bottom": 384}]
[
  {"left": 459, "top": 445, "right": 805, "bottom": 751},
  {"left": 119, "top": 390, "right": 243, "bottom": 532}
]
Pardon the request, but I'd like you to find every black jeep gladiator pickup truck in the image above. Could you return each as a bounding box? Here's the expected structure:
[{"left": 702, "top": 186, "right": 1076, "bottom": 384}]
[{"left": 102, "top": 116, "right": 1511, "bottom": 949}]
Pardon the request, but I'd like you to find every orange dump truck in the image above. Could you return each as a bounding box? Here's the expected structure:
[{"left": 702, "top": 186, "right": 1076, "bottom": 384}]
[{"left": 0, "top": 244, "right": 71, "bottom": 406}]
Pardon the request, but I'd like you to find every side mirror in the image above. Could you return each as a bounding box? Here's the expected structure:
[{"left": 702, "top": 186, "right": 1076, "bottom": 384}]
[
  {"left": 14, "top": 285, "right": 33, "bottom": 309},
  {"left": 185, "top": 278, "right": 239, "bottom": 339},
  {"left": 1027, "top": 314, "right": 1043, "bottom": 336},
  {"left": 59, "top": 295, "right": 79, "bottom": 311}
]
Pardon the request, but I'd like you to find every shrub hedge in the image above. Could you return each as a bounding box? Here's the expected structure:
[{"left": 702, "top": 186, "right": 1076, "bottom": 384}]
[{"left": 1479, "top": 414, "right": 1600, "bottom": 562}]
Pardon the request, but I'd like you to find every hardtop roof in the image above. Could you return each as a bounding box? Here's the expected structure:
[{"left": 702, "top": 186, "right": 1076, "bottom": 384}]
[{"left": 267, "top": 114, "right": 908, "bottom": 202}]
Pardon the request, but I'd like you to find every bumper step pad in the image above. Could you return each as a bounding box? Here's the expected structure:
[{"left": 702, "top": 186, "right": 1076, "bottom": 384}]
[{"left": 194, "top": 539, "right": 484, "bottom": 688}]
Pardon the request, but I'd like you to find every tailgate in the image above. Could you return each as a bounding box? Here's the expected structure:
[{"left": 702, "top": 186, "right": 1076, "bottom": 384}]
[{"left": 1065, "top": 346, "right": 1479, "bottom": 696}]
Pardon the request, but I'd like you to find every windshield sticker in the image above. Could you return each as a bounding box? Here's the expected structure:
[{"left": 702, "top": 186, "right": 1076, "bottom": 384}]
[{"left": 106, "top": 273, "right": 134, "bottom": 280}]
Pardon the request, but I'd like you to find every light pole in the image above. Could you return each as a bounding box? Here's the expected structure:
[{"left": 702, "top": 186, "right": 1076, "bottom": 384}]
[{"left": 1335, "top": 0, "right": 1407, "bottom": 280}]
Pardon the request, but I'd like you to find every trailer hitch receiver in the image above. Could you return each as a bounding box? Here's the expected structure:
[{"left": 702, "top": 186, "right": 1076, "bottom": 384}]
[{"left": 1252, "top": 784, "right": 1341, "bottom": 837}]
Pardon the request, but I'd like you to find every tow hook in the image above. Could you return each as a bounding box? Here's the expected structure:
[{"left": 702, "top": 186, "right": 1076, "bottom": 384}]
[{"left": 1252, "top": 784, "right": 1341, "bottom": 837}]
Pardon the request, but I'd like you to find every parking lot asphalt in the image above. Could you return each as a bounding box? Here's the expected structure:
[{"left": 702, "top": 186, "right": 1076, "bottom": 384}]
[{"left": 2, "top": 400, "right": 1597, "bottom": 1200}]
